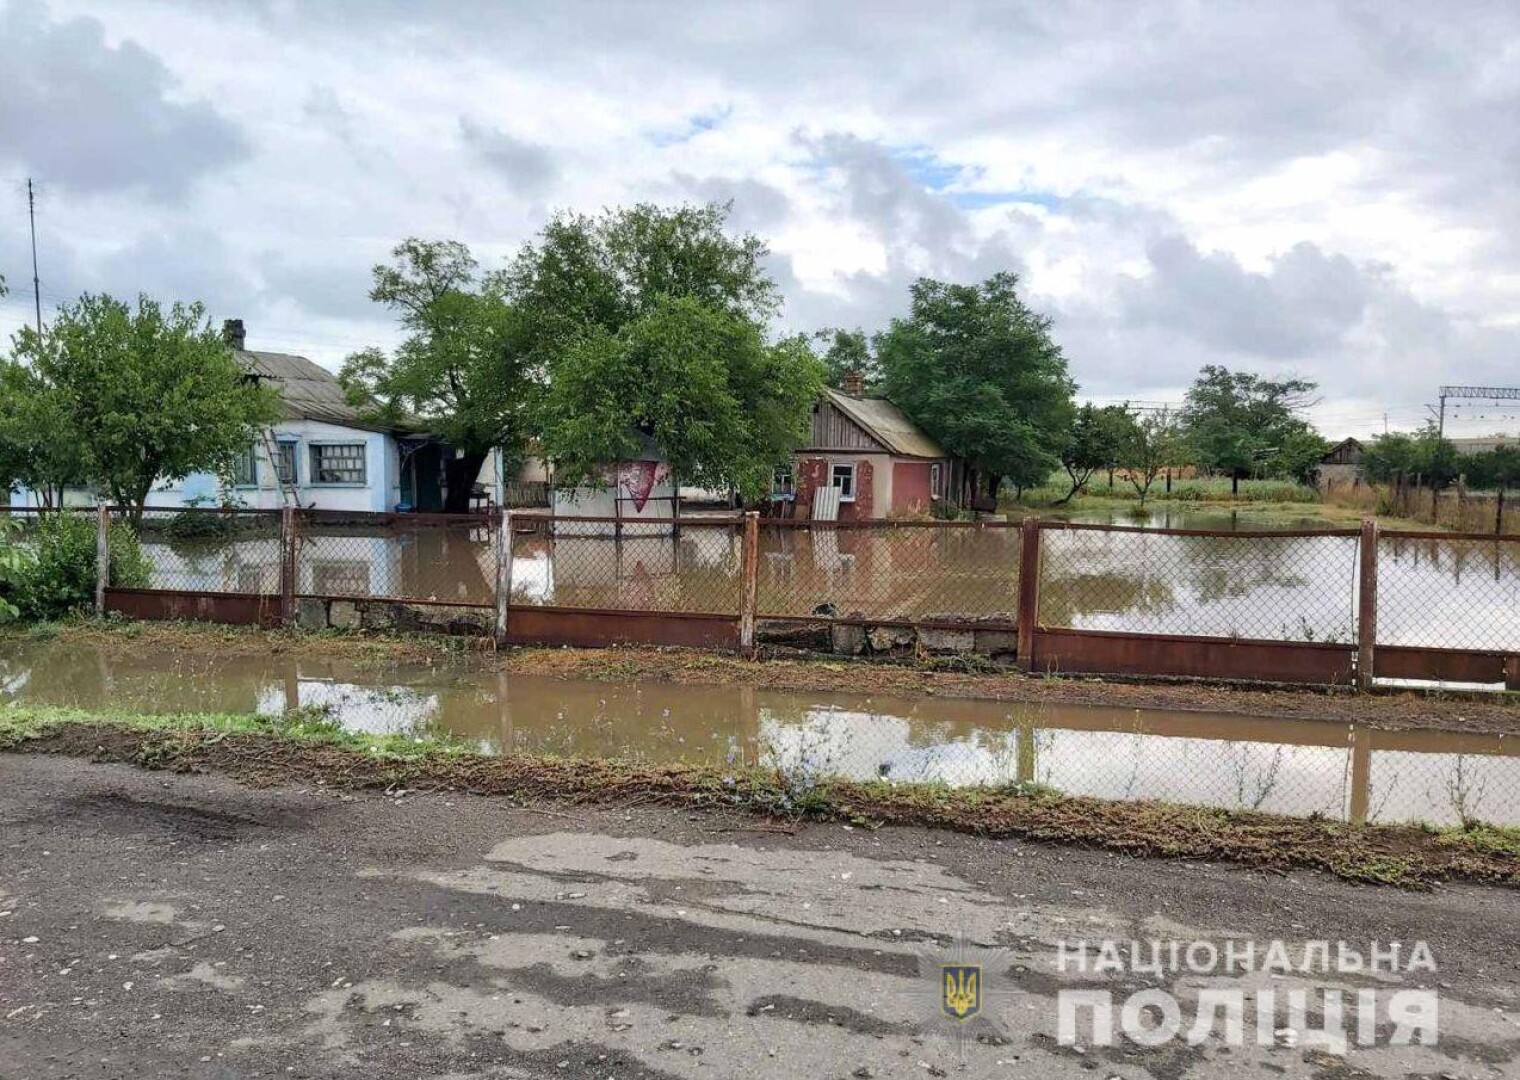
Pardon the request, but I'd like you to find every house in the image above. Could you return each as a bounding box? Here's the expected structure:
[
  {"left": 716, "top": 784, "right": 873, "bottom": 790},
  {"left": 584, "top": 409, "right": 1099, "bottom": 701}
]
[
  {"left": 8, "top": 320, "right": 518, "bottom": 513},
  {"left": 780, "top": 374, "right": 960, "bottom": 520},
  {"left": 1314, "top": 437, "right": 1365, "bottom": 488}
]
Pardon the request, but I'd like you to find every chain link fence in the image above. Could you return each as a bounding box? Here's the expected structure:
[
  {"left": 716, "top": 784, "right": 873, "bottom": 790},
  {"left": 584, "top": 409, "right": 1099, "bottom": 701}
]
[
  {"left": 297, "top": 510, "right": 499, "bottom": 606},
  {"left": 507, "top": 516, "right": 744, "bottom": 613},
  {"left": 1376, "top": 533, "right": 1520, "bottom": 651},
  {"left": 754, "top": 522, "right": 1021, "bottom": 623},
  {"left": 1038, "top": 525, "right": 1362, "bottom": 643},
  {"left": 125, "top": 507, "right": 285, "bottom": 594}
]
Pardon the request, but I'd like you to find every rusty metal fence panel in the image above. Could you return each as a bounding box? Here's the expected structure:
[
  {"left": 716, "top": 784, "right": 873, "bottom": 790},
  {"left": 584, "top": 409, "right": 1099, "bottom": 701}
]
[
  {"left": 754, "top": 521, "right": 1022, "bottom": 624},
  {"left": 1037, "top": 524, "right": 1362, "bottom": 644},
  {"left": 507, "top": 516, "right": 745, "bottom": 615}
]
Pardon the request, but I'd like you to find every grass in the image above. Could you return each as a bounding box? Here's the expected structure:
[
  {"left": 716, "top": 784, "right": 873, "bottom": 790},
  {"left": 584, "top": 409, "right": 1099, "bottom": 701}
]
[{"left": 3, "top": 702, "right": 1518, "bottom": 890}]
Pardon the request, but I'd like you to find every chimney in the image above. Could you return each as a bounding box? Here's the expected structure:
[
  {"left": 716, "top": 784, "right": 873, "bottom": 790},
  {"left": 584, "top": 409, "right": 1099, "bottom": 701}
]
[
  {"left": 840, "top": 368, "right": 865, "bottom": 397},
  {"left": 222, "top": 318, "right": 246, "bottom": 351}
]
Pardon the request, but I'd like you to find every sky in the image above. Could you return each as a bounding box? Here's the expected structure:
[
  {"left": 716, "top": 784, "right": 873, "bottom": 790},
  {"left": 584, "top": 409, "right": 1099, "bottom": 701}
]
[{"left": 1, "top": 0, "right": 1518, "bottom": 438}]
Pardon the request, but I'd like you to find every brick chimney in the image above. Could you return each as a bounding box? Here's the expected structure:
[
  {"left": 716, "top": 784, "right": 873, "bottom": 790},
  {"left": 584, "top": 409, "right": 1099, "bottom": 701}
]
[
  {"left": 840, "top": 368, "right": 865, "bottom": 397},
  {"left": 222, "top": 318, "right": 246, "bottom": 351}
]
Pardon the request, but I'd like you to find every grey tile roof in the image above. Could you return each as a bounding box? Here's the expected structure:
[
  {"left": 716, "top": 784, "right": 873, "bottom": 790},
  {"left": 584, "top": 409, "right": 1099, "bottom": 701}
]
[
  {"left": 822, "top": 388, "right": 947, "bottom": 459},
  {"left": 238, "top": 350, "right": 399, "bottom": 433}
]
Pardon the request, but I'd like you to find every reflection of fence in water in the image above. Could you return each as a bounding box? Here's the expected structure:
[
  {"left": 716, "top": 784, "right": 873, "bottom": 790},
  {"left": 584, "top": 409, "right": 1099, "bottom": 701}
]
[
  {"left": 1377, "top": 534, "right": 1520, "bottom": 650},
  {"left": 755, "top": 708, "right": 1520, "bottom": 825}
]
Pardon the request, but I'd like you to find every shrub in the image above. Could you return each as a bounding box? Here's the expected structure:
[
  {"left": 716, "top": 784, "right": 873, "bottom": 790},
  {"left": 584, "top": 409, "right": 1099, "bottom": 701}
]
[
  {"left": 0, "top": 518, "right": 29, "bottom": 623},
  {"left": 10, "top": 512, "right": 151, "bottom": 621}
]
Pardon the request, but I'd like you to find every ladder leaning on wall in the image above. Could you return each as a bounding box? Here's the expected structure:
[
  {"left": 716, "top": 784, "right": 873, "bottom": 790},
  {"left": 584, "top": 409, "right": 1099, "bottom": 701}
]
[{"left": 259, "top": 428, "right": 300, "bottom": 507}]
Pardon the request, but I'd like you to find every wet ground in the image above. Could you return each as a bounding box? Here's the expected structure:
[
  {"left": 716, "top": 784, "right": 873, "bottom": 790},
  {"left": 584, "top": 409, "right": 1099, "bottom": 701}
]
[
  {"left": 5, "top": 638, "right": 1520, "bottom": 827},
  {"left": 2, "top": 754, "right": 1517, "bottom": 1079}
]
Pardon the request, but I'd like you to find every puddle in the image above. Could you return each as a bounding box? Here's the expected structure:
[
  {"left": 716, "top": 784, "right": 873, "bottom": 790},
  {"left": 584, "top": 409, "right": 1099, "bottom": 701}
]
[{"left": 3, "top": 639, "right": 1516, "bottom": 827}]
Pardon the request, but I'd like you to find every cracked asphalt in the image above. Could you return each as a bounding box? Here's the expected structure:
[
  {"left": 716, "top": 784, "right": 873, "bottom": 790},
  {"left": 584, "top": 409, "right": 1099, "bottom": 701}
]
[{"left": 1, "top": 753, "right": 1518, "bottom": 1079}]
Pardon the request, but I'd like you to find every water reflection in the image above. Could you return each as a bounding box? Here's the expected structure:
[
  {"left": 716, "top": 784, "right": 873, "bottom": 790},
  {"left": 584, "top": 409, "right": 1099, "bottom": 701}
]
[{"left": 3, "top": 640, "right": 1517, "bottom": 827}]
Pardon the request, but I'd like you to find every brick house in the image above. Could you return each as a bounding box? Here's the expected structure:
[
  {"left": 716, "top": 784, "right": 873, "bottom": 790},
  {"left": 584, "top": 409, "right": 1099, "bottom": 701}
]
[{"left": 777, "top": 376, "right": 960, "bottom": 520}]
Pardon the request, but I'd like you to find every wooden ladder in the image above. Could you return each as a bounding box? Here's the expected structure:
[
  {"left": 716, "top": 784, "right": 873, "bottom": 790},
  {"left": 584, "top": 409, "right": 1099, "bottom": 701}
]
[{"left": 260, "top": 428, "right": 300, "bottom": 507}]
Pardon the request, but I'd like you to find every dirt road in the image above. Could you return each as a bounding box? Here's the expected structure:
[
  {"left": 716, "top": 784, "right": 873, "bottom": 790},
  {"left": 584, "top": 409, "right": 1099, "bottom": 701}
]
[{"left": 2, "top": 754, "right": 1517, "bottom": 1079}]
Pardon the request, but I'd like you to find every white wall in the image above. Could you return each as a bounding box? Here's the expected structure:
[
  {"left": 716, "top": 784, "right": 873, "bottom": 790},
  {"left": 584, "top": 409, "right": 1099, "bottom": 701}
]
[{"left": 551, "top": 459, "right": 675, "bottom": 537}]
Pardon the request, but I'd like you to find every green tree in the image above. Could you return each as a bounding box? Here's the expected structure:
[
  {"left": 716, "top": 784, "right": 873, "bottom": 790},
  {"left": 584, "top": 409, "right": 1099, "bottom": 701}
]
[
  {"left": 0, "top": 359, "right": 90, "bottom": 506},
  {"left": 540, "top": 296, "right": 822, "bottom": 498},
  {"left": 341, "top": 239, "right": 540, "bottom": 513},
  {"left": 877, "top": 273, "right": 1076, "bottom": 499},
  {"left": 812, "top": 327, "right": 877, "bottom": 390},
  {"left": 501, "top": 202, "right": 778, "bottom": 364},
  {"left": 507, "top": 203, "right": 818, "bottom": 497},
  {"left": 1057, "top": 404, "right": 1137, "bottom": 504},
  {"left": 1181, "top": 365, "right": 1320, "bottom": 486},
  {"left": 1120, "top": 407, "right": 1184, "bottom": 505},
  {"left": 1362, "top": 426, "right": 1460, "bottom": 487},
  {"left": 7, "top": 295, "right": 277, "bottom": 524}
]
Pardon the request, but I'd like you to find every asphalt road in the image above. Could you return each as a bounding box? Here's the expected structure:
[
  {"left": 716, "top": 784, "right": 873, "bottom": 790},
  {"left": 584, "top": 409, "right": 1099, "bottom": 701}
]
[{"left": 1, "top": 753, "right": 1517, "bottom": 1079}]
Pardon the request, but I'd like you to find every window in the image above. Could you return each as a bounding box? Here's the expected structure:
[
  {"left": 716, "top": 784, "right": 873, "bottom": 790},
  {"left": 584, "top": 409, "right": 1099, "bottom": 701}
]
[
  {"left": 930, "top": 462, "right": 943, "bottom": 500},
  {"left": 274, "top": 442, "right": 298, "bottom": 486},
  {"left": 231, "top": 444, "right": 258, "bottom": 487},
  {"left": 310, "top": 443, "right": 367, "bottom": 485},
  {"left": 830, "top": 463, "right": 856, "bottom": 501},
  {"left": 311, "top": 562, "right": 371, "bottom": 596},
  {"left": 771, "top": 464, "right": 795, "bottom": 497}
]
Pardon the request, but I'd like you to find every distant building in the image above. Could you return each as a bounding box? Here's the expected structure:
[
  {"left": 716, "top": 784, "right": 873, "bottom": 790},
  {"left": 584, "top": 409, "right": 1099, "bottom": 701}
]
[
  {"left": 1314, "top": 437, "right": 1365, "bottom": 488},
  {"left": 780, "top": 374, "right": 961, "bottom": 520},
  {"left": 1448, "top": 436, "right": 1518, "bottom": 454}
]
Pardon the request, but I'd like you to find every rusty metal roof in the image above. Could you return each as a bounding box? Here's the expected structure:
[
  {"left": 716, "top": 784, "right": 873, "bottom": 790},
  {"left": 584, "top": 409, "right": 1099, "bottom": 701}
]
[{"left": 821, "top": 388, "right": 946, "bottom": 459}]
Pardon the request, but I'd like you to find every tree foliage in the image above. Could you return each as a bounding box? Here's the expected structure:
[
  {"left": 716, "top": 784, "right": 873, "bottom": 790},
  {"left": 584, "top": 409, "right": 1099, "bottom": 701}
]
[
  {"left": 541, "top": 297, "right": 822, "bottom": 497},
  {"left": 506, "top": 203, "right": 819, "bottom": 498},
  {"left": 1119, "top": 407, "right": 1185, "bottom": 505},
  {"left": 1058, "top": 404, "right": 1137, "bottom": 503},
  {"left": 5, "top": 294, "right": 277, "bottom": 522},
  {"left": 812, "top": 327, "right": 877, "bottom": 390},
  {"left": 1180, "top": 365, "right": 1320, "bottom": 480},
  {"left": 1362, "top": 426, "right": 1462, "bottom": 488},
  {"left": 340, "top": 239, "right": 539, "bottom": 512},
  {"left": 877, "top": 273, "right": 1075, "bottom": 496}
]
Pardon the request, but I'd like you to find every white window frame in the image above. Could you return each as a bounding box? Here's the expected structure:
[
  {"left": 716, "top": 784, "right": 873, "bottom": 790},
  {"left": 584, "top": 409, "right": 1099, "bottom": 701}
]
[
  {"left": 830, "top": 463, "right": 856, "bottom": 502},
  {"left": 309, "top": 441, "right": 368, "bottom": 486},
  {"left": 930, "top": 462, "right": 943, "bottom": 500},
  {"left": 772, "top": 463, "right": 795, "bottom": 497}
]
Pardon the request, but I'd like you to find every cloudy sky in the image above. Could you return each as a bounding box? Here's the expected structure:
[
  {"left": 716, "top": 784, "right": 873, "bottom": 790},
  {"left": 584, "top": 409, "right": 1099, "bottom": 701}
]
[{"left": 2, "top": 0, "right": 1518, "bottom": 437}]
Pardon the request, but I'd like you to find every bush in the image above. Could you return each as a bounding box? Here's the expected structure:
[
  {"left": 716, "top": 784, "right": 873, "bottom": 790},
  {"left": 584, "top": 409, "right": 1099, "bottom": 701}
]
[
  {"left": 8, "top": 512, "right": 151, "bottom": 621},
  {"left": 0, "top": 518, "right": 29, "bottom": 623}
]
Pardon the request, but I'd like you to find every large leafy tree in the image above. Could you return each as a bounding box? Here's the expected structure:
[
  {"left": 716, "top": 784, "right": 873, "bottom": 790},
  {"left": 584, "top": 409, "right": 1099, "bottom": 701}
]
[
  {"left": 506, "top": 203, "right": 820, "bottom": 498},
  {"left": 6, "top": 294, "right": 278, "bottom": 523},
  {"left": 1361, "top": 426, "right": 1461, "bottom": 487},
  {"left": 1181, "top": 365, "right": 1320, "bottom": 485},
  {"left": 0, "top": 359, "right": 90, "bottom": 507},
  {"left": 501, "top": 202, "right": 778, "bottom": 364},
  {"left": 877, "top": 273, "right": 1076, "bottom": 499},
  {"left": 543, "top": 297, "right": 821, "bottom": 496},
  {"left": 341, "top": 239, "right": 540, "bottom": 512},
  {"left": 1057, "top": 404, "right": 1138, "bottom": 503}
]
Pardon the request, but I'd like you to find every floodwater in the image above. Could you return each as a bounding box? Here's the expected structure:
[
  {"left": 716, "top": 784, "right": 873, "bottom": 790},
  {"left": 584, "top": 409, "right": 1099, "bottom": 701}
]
[
  {"left": 3, "top": 639, "right": 1516, "bottom": 827},
  {"left": 118, "top": 508, "right": 1520, "bottom": 654}
]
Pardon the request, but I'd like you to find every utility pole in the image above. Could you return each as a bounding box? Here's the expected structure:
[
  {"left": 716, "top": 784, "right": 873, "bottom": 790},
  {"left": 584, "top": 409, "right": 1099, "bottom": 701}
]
[{"left": 27, "top": 178, "right": 42, "bottom": 340}]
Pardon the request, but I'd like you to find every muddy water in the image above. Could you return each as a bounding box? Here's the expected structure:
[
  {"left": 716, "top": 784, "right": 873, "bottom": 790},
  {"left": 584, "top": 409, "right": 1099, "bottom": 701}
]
[
  {"left": 4, "top": 640, "right": 1517, "bottom": 827},
  {"left": 122, "top": 507, "right": 1520, "bottom": 655}
]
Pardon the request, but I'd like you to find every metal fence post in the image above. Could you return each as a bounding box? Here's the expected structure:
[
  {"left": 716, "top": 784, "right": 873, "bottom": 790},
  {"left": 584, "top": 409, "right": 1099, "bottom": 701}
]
[
  {"left": 1356, "top": 518, "right": 1379, "bottom": 691},
  {"left": 95, "top": 504, "right": 111, "bottom": 617},
  {"left": 1016, "top": 517, "right": 1042, "bottom": 671},
  {"left": 494, "top": 508, "right": 514, "bottom": 644},
  {"left": 280, "top": 505, "right": 297, "bottom": 626},
  {"left": 739, "top": 510, "right": 759, "bottom": 654}
]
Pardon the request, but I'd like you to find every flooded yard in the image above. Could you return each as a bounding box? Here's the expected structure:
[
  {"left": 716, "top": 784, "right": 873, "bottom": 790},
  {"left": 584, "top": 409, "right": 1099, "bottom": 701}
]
[
  {"left": 3, "top": 639, "right": 1516, "bottom": 828},
  {"left": 112, "top": 509, "right": 1520, "bottom": 654}
]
